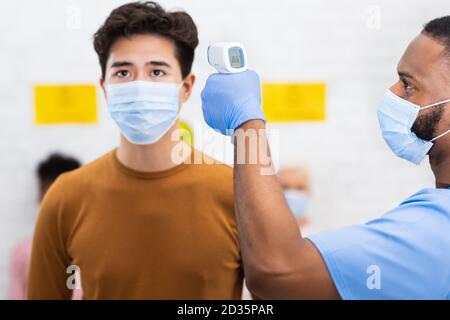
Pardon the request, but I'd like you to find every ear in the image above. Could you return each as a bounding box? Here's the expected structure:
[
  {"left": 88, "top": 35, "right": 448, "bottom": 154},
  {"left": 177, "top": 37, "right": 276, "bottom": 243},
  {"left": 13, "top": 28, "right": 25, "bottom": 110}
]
[
  {"left": 100, "top": 77, "right": 106, "bottom": 97},
  {"left": 180, "top": 73, "right": 196, "bottom": 104}
]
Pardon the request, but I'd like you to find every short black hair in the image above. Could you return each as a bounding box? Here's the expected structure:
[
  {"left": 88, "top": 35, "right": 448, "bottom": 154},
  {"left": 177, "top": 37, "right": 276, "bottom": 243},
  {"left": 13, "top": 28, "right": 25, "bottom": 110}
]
[
  {"left": 93, "top": 1, "right": 199, "bottom": 79},
  {"left": 422, "top": 16, "right": 450, "bottom": 58},
  {"left": 37, "top": 153, "right": 81, "bottom": 185}
]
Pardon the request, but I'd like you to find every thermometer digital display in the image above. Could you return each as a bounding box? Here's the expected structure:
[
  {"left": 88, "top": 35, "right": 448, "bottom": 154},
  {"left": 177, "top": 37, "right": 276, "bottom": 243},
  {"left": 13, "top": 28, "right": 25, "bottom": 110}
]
[{"left": 207, "top": 42, "right": 248, "bottom": 73}]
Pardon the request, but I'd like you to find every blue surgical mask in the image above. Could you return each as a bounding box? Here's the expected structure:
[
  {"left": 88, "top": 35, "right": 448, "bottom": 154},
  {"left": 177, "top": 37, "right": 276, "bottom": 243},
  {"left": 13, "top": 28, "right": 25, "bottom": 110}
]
[
  {"left": 377, "top": 90, "right": 450, "bottom": 165},
  {"left": 284, "top": 189, "right": 310, "bottom": 218},
  {"left": 106, "top": 80, "right": 181, "bottom": 145}
]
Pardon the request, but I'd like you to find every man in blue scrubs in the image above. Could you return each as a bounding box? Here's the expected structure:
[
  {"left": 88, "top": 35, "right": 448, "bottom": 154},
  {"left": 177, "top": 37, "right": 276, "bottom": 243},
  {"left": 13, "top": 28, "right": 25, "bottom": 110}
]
[{"left": 200, "top": 16, "right": 450, "bottom": 299}]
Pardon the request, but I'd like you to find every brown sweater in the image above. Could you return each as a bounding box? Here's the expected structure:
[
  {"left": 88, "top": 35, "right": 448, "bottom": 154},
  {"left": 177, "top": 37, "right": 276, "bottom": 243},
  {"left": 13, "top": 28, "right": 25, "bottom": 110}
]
[{"left": 27, "top": 148, "right": 243, "bottom": 299}]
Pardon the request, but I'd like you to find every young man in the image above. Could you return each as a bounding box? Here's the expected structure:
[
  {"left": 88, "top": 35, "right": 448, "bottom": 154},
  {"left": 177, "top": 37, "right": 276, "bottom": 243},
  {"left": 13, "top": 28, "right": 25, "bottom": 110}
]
[
  {"left": 28, "top": 2, "right": 243, "bottom": 299},
  {"left": 201, "top": 17, "right": 450, "bottom": 299}
]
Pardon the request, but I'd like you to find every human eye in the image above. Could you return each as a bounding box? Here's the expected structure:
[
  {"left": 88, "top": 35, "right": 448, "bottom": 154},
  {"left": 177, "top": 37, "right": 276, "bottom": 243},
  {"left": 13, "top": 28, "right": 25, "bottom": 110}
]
[
  {"left": 402, "top": 78, "right": 414, "bottom": 91},
  {"left": 150, "top": 69, "right": 166, "bottom": 77},
  {"left": 114, "top": 70, "right": 131, "bottom": 78}
]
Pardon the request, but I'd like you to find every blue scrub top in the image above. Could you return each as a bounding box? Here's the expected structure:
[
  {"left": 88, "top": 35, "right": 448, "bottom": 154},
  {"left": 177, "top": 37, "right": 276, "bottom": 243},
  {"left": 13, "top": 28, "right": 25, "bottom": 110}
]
[{"left": 308, "top": 187, "right": 450, "bottom": 299}]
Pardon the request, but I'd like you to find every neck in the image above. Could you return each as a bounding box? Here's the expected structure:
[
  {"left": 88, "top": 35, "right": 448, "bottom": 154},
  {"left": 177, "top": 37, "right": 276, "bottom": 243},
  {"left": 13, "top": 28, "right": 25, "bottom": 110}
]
[
  {"left": 116, "top": 122, "right": 191, "bottom": 172},
  {"left": 430, "top": 144, "right": 450, "bottom": 188}
]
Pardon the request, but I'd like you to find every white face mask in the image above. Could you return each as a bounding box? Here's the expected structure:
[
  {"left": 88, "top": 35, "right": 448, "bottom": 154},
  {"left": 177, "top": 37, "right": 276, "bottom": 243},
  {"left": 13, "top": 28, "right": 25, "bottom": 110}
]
[
  {"left": 106, "top": 80, "right": 181, "bottom": 145},
  {"left": 284, "top": 189, "right": 310, "bottom": 218},
  {"left": 377, "top": 89, "right": 450, "bottom": 165}
]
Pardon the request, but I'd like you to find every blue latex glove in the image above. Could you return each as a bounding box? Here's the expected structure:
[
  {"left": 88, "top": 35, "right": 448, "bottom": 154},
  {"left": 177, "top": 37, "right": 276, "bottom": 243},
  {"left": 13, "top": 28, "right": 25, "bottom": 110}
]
[{"left": 201, "top": 70, "right": 266, "bottom": 136}]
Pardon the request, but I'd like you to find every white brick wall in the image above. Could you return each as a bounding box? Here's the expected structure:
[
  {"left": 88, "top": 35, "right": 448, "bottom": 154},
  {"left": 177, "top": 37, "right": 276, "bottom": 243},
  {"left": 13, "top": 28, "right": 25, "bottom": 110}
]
[{"left": 0, "top": 0, "right": 446, "bottom": 298}]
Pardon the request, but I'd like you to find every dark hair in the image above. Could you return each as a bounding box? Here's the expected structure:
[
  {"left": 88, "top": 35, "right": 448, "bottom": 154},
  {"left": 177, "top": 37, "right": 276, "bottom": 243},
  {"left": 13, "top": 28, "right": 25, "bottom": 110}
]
[
  {"left": 93, "top": 1, "right": 198, "bottom": 79},
  {"left": 37, "top": 153, "right": 81, "bottom": 184},
  {"left": 422, "top": 16, "right": 450, "bottom": 59}
]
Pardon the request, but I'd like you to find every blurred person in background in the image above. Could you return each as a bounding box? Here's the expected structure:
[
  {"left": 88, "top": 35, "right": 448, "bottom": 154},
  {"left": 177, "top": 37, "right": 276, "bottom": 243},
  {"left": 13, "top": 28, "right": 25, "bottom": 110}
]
[
  {"left": 278, "top": 167, "right": 314, "bottom": 235},
  {"left": 9, "top": 153, "right": 81, "bottom": 300}
]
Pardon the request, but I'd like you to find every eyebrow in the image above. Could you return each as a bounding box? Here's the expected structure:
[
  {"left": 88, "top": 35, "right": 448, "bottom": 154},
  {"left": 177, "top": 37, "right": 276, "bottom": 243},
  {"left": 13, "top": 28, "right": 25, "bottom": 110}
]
[
  {"left": 110, "top": 61, "right": 133, "bottom": 68},
  {"left": 110, "top": 60, "right": 172, "bottom": 69},
  {"left": 397, "top": 71, "right": 416, "bottom": 81},
  {"left": 145, "top": 60, "right": 171, "bottom": 68}
]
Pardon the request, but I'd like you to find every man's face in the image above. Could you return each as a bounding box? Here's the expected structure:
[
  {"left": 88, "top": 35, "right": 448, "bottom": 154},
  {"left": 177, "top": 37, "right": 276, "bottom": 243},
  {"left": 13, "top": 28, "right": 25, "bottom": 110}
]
[
  {"left": 278, "top": 168, "right": 310, "bottom": 194},
  {"left": 390, "top": 34, "right": 450, "bottom": 149},
  {"left": 100, "top": 33, "right": 195, "bottom": 108}
]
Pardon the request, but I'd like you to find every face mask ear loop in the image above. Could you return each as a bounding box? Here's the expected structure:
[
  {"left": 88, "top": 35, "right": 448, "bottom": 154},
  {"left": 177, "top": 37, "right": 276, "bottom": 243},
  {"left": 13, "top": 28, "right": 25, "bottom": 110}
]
[
  {"left": 419, "top": 99, "right": 450, "bottom": 142},
  {"left": 430, "top": 129, "right": 450, "bottom": 142},
  {"left": 419, "top": 98, "right": 450, "bottom": 110}
]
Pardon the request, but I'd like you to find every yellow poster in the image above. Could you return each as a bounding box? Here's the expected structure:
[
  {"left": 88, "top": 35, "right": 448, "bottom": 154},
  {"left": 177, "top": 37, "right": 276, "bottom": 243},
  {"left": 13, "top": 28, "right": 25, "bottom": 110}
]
[
  {"left": 262, "top": 83, "right": 326, "bottom": 122},
  {"left": 34, "top": 84, "right": 97, "bottom": 124}
]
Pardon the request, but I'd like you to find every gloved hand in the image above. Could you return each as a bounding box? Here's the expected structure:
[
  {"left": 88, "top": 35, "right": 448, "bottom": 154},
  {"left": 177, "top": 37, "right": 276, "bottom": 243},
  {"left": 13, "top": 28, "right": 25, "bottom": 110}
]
[{"left": 201, "top": 70, "right": 266, "bottom": 136}]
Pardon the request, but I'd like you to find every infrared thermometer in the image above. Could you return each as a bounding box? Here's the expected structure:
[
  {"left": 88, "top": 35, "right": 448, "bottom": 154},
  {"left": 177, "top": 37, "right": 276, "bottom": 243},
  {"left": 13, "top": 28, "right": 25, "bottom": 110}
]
[{"left": 207, "top": 42, "right": 248, "bottom": 73}]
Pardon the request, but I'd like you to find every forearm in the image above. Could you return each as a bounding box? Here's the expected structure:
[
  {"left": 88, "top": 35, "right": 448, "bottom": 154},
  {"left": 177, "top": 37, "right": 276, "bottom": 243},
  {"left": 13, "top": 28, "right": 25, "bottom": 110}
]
[
  {"left": 201, "top": 71, "right": 338, "bottom": 298},
  {"left": 233, "top": 120, "right": 307, "bottom": 289}
]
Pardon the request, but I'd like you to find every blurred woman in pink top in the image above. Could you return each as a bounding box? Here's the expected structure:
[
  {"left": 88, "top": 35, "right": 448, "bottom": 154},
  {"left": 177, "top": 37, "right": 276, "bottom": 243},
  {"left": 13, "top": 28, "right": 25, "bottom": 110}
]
[{"left": 9, "top": 153, "right": 82, "bottom": 300}]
